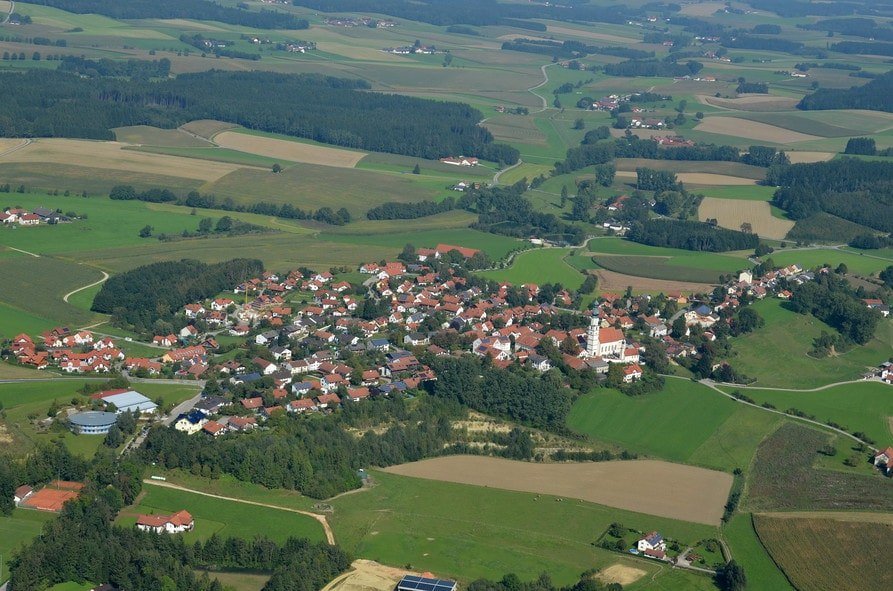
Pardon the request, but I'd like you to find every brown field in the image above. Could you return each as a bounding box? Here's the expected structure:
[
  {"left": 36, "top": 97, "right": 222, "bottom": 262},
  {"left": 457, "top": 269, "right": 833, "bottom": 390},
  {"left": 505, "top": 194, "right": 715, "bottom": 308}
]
[
  {"left": 0, "top": 138, "right": 27, "bottom": 155},
  {"left": 0, "top": 139, "right": 243, "bottom": 182},
  {"left": 679, "top": 1, "right": 726, "bottom": 16},
  {"left": 213, "top": 131, "right": 367, "bottom": 168},
  {"left": 695, "top": 117, "right": 820, "bottom": 143},
  {"left": 383, "top": 455, "right": 732, "bottom": 525},
  {"left": 614, "top": 170, "right": 757, "bottom": 186},
  {"left": 594, "top": 268, "right": 714, "bottom": 294},
  {"left": 699, "top": 95, "right": 801, "bottom": 112},
  {"left": 180, "top": 119, "right": 238, "bottom": 140},
  {"left": 785, "top": 151, "right": 835, "bottom": 164},
  {"left": 322, "top": 560, "right": 417, "bottom": 591},
  {"left": 113, "top": 125, "right": 211, "bottom": 148},
  {"left": 699, "top": 197, "right": 794, "bottom": 240},
  {"left": 754, "top": 515, "right": 893, "bottom": 591},
  {"left": 595, "top": 564, "right": 646, "bottom": 586}
]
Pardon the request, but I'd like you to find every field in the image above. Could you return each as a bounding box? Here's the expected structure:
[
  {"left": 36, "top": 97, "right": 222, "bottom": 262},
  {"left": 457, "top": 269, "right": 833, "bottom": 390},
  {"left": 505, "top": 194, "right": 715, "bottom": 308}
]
[
  {"left": 591, "top": 255, "right": 724, "bottom": 284},
  {"left": 614, "top": 158, "right": 767, "bottom": 181},
  {"left": 694, "top": 117, "right": 820, "bottom": 144},
  {"left": 785, "top": 151, "right": 835, "bottom": 164},
  {"left": 479, "top": 248, "right": 585, "bottom": 290},
  {"left": 325, "top": 226, "right": 522, "bottom": 260},
  {"left": 0, "top": 509, "right": 56, "bottom": 583},
  {"left": 728, "top": 298, "right": 893, "bottom": 388},
  {"left": 113, "top": 126, "right": 212, "bottom": 148},
  {"left": 721, "top": 513, "right": 794, "bottom": 591},
  {"left": 698, "top": 197, "right": 794, "bottom": 240},
  {"left": 213, "top": 130, "right": 367, "bottom": 168},
  {"left": 754, "top": 515, "right": 893, "bottom": 591},
  {"left": 593, "top": 268, "right": 715, "bottom": 295},
  {"left": 614, "top": 170, "right": 758, "bottom": 186},
  {"left": 768, "top": 248, "right": 893, "bottom": 276},
  {"left": 383, "top": 455, "right": 732, "bottom": 526},
  {"left": 118, "top": 483, "right": 326, "bottom": 543},
  {"left": 699, "top": 95, "right": 800, "bottom": 111}
]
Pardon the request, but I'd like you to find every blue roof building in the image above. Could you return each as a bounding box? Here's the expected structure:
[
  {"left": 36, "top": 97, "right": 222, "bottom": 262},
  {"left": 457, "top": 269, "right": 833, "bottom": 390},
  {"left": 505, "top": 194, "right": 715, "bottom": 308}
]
[{"left": 69, "top": 411, "right": 118, "bottom": 435}]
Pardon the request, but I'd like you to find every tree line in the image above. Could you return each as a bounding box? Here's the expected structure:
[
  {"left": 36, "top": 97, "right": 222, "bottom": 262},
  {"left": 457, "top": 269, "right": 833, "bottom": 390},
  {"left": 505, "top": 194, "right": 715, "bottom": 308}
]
[
  {"left": 628, "top": 219, "right": 759, "bottom": 252},
  {"left": 0, "top": 69, "right": 518, "bottom": 163},
  {"left": 798, "top": 69, "right": 893, "bottom": 112},
  {"left": 366, "top": 196, "right": 456, "bottom": 220},
  {"left": 603, "top": 59, "right": 703, "bottom": 78},
  {"left": 58, "top": 56, "right": 171, "bottom": 79},
  {"left": 501, "top": 38, "right": 652, "bottom": 60}
]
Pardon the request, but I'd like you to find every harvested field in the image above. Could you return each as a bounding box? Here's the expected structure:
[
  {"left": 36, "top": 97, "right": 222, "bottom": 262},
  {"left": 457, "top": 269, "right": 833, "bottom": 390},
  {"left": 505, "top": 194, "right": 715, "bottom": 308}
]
[
  {"left": 594, "top": 268, "right": 714, "bottom": 294},
  {"left": 544, "top": 25, "right": 639, "bottom": 44},
  {"left": 591, "top": 254, "right": 723, "bottom": 284},
  {"left": 679, "top": 1, "right": 725, "bottom": 16},
  {"left": 0, "top": 138, "right": 27, "bottom": 154},
  {"left": 0, "top": 139, "right": 243, "bottom": 182},
  {"left": 614, "top": 170, "right": 757, "bottom": 186},
  {"left": 214, "top": 131, "right": 366, "bottom": 168},
  {"left": 322, "top": 560, "right": 416, "bottom": 591},
  {"left": 698, "top": 197, "right": 794, "bottom": 240},
  {"left": 595, "top": 564, "right": 646, "bottom": 587},
  {"left": 113, "top": 126, "right": 211, "bottom": 148},
  {"left": 180, "top": 120, "right": 238, "bottom": 140},
  {"left": 785, "top": 151, "right": 835, "bottom": 164},
  {"left": 383, "top": 455, "right": 732, "bottom": 525},
  {"left": 754, "top": 515, "right": 893, "bottom": 591},
  {"left": 695, "top": 117, "right": 820, "bottom": 143},
  {"left": 698, "top": 95, "right": 800, "bottom": 112}
]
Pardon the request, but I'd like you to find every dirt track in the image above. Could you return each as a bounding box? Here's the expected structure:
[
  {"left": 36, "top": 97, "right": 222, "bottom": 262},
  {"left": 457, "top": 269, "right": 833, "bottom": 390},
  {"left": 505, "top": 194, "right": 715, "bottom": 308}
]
[{"left": 384, "top": 456, "right": 732, "bottom": 526}]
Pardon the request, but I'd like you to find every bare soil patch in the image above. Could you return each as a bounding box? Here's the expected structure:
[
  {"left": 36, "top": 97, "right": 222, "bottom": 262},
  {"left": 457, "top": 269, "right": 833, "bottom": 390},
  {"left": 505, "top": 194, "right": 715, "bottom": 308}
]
[
  {"left": 384, "top": 455, "right": 732, "bottom": 525},
  {"left": 699, "top": 197, "right": 794, "bottom": 240},
  {"left": 615, "top": 170, "right": 757, "bottom": 186},
  {"left": 699, "top": 95, "right": 800, "bottom": 112},
  {"left": 594, "top": 268, "right": 714, "bottom": 294},
  {"left": 214, "top": 131, "right": 366, "bottom": 168},
  {"left": 785, "top": 151, "right": 835, "bottom": 164},
  {"left": 695, "top": 117, "right": 820, "bottom": 143},
  {"left": 0, "top": 138, "right": 242, "bottom": 182},
  {"left": 180, "top": 120, "right": 238, "bottom": 140},
  {"left": 595, "top": 564, "right": 647, "bottom": 586},
  {"left": 322, "top": 560, "right": 420, "bottom": 591}
]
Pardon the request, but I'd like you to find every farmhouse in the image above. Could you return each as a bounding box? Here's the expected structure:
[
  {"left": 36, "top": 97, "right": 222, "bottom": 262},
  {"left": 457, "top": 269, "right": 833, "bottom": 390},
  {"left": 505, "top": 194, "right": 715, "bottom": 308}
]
[
  {"left": 136, "top": 510, "right": 194, "bottom": 534},
  {"left": 873, "top": 447, "right": 893, "bottom": 475},
  {"left": 439, "top": 156, "right": 479, "bottom": 166}
]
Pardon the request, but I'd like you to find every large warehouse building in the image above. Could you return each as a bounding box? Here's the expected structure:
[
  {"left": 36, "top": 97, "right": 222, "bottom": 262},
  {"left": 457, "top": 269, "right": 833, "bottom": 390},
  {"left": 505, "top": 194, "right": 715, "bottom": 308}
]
[{"left": 94, "top": 389, "right": 158, "bottom": 414}]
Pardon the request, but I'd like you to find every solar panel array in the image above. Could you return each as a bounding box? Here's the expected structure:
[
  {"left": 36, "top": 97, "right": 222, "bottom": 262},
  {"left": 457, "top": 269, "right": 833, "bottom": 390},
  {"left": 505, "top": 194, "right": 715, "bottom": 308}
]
[{"left": 397, "top": 575, "right": 457, "bottom": 591}]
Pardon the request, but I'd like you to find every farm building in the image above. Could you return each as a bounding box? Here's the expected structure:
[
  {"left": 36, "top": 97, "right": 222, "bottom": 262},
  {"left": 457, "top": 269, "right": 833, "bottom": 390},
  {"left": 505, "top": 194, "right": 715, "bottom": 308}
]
[
  {"left": 94, "top": 389, "right": 158, "bottom": 414},
  {"left": 396, "top": 575, "right": 457, "bottom": 591},
  {"left": 136, "top": 510, "right": 195, "bottom": 534},
  {"left": 68, "top": 411, "right": 118, "bottom": 435}
]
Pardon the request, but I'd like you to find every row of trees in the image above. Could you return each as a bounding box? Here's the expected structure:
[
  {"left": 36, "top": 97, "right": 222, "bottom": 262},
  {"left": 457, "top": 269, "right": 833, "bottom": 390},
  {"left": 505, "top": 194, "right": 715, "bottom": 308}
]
[
  {"left": 603, "top": 59, "right": 703, "bottom": 78},
  {"left": 627, "top": 219, "right": 759, "bottom": 252},
  {"left": 501, "top": 38, "right": 652, "bottom": 60},
  {"left": 366, "top": 197, "right": 456, "bottom": 220},
  {"left": 58, "top": 56, "right": 171, "bottom": 79}
]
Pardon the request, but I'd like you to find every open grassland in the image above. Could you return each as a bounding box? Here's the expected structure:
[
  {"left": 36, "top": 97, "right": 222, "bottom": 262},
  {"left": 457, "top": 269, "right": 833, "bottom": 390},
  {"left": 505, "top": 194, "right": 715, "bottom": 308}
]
[
  {"left": 0, "top": 162, "right": 204, "bottom": 196},
  {"left": 384, "top": 455, "right": 732, "bottom": 526},
  {"left": 113, "top": 126, "right": 211, "bottom": 148},
  {"left": 587, "top": 238, "right": 748, "bottom": 274},
  {"left": 214, "top": 130, "right": 366, "bottom": 168},
  {"left": 616, "top": 169, "right": 758, "bottom": 186},
  {"left": 694, "top": 117, "right": 820, "bottom": 143},
  {"left": 741, "top": 110, "right": 893, "bottom": 137},
  {"left": 568, "top": 380, "right": 781, "bottom": 471},
  {"left": 118, "top": 484, "right": 326, "bottom": 543},
  {"left": 131, "top": 145, "right": 286, "bottom": 168},
  {"left": 698, "top": 197, "right": 794, "bottom": 240},
  {"left": 331, "top": 471, "right": 717, "bottom": 588},
  {"left": 754, "top": 515, "right": 893, "bottom": 591},
  {"left": 323, "top": 227, "right": 522, "bottom": 260},
  {"left": 722, "top": 381, "right": 893, "bottom": 445},
  {"left": 728, "top": 299, "right": 893, "bottom": 388},
  {"left": 0, "top": 301, "right": 57, "bottom": 336},
  {"left": 479, "top": 248, "right": 585, "bottom": 289},
  {"left": 0, "top": 510, "right": 57, "bottom": 583},
  {"left": 746, "top": 423, "right": 893, "bottom": 512},
  {"left": 357, "top": 152, "right": 493, "bottom": 178},
  {"left": 769, "top": 248, "right": 893, "bottom": 276},
  {"left": 721, "top": 514, "right": 794, "bottom": 591}
]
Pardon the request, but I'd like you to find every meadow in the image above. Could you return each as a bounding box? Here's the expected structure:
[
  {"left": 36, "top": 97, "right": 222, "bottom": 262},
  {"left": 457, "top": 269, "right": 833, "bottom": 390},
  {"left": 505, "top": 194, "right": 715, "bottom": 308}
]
[
  {"left": 768, "top": 248, "right": 893, "bottom": 276},
  {"left": 0, "top": 510, "right": 57, "bottom": 583},
  {"left": 323, "top": 227, "right": 523, "bottom": 261},
  {"left": 591, "top": 255, "right": 724, "bottom": 284},
  {"left": 479, "top": 248, "right": 585, "bottom": 289},
  {"left": 721, "top": 514, "right": 794, "bottom": 591}
]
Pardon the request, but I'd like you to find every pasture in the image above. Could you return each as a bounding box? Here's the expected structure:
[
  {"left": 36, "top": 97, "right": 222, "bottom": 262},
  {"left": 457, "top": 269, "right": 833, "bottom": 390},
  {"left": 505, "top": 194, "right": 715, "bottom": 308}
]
[
  {"left": 592, "top": 255, "right": 724, "bottom": 284},
  {"left": 614, "top": 158, "right": 767, "bottom": 181},
  {"left": 698, "top": 197, "right": 794, "bottom": 240},
  {"left": 213, "top": 130, "right": 367, "bottom": 168},
  {"left": 693, "top": 185, "right": 776, "bottom": 201},
  {"left": 753, "top": 515, "right": 893, "bottom": 591},
  {"left": 615, "top": 170, "right": 758, "bottom": 186},
  {"left": 0, "top": 510, "right": 57, "bottom": 583},
  {"left": 479, "top": 248, "right": 585, "bottom": 290},
  {"left": 118, "top": 483, "right": 326, "bottom": 543},
  {"left": 383, "top": 455, "right": 732, "bottom": 525},
  {"left": 324, "top": 227, "right": 522, "bottom": 260}
]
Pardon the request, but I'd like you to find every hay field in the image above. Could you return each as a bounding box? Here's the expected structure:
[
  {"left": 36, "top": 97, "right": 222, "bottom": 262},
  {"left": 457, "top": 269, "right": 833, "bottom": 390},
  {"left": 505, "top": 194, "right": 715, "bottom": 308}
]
[
  {"left": 699, "top": 95, "right": 800, "bottom": 112},
  {"left": 695, "top": 117, "right": 820, "bottom": 143},
  {"left": 544, "top": 24, "right": 639, "bottom": 44},
  {"left": 594, "top": 269, "right": 714, "bottom": 294},
  {"left": 754, "top": 515, "right": 893, "bottom": 591},
  {"left": 699, "top": 197, "right": 794, "bottom": 239},
  {"left": 785, "top": 151, "right": 835, "bottom": 164},
  {"left": 615, "top": 170, "right": 758, "bottom": 185},
  {"left": 180, "top": 120, "right": 238, "bottom": 139},
  {"left": 1, "top": 139, "right": 243, "bottom": 182},
  {"left": 384, "top": 455, "right": 732, "bottom": 525},
  {"left": 0, "top": 138, "right": 27, "bottom": 154},
  {"left": 214, "top": 131, "right": 366, "bottom": 168},
  {"left": 113, "top": 125, "right": 211, "bottom": 148}
]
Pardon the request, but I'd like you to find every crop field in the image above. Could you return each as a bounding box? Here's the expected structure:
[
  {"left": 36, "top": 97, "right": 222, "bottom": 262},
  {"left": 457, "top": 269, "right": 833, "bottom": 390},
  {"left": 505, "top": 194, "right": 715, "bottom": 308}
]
[
  {"left": 591, "top": 255, "right": 724, "bottom": 284},
  {"left": 698, "top": 197, "right": 794, "bottom": 240},
  {"left": 567, "top": 380, "right": 781, "bottom": 471},
  {"left": 0, "top": 301, "right": 57, "bottom": 336},
  {"left": 616, "top": 169, "right": 758, "bottom": 186},
  {"left": 694, "top": 117, "right": 821, "bottom": 143},
  {"left": 693, "top": 185, "right": 776, "bottom": 201},
  {"left": 479, "top": 248, "right": 585, "bottom": 289},
  {"left": 728, "top": 298, "right": 893, "bottom": 388},
  {"left": 614, "top": 158, "right": 767, "bottom": 181},
  {"left": 754, "top": 515, "right": 893, "bottom": 591},
  {"left": 0, "top": 510, "right": 56, "bottom": 583},
  {"left": 697, "top": 94, "right": 801, "bottom": 113},
  {"left": 213, "top": 131, "right": 367, "bottom": 168},
  {"left": 741, "top": 110, "right": 893, "bottom": 137},
  {"left": 592, "top": 268, "right": 714, "bottom": 295},
  {"left": 722, "top": 514, "right": 794, "bottom": 591},
  {"left": 180, "top": 120, "right": 238, "bottom": 139},
  {"left": 785, "top": 151, "right": 835, "bottom": 164},
  {"left": 330, "top": 470, "right": 717, "bottom": 587},
  {"left": 113, "top": 126, "right": 212, "bottom": 148},
  {"left": 746, "top": 423, "right": 893, "bottom": 512},
  {"left": 384, "top": 455, "right": 732, "bottom": 525},
  {"left": 0, "top": 162, "right": 204, "bottom": 196},
  {"left": 118, "top": 484, "right": 326, "bottom": 543}
]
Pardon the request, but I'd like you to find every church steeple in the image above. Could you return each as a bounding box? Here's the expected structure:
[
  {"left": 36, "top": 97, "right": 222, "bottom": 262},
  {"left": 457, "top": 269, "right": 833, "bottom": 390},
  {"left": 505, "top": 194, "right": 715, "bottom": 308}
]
[{"left": 586, "top": 313, "right": 600, "bottom": 357}]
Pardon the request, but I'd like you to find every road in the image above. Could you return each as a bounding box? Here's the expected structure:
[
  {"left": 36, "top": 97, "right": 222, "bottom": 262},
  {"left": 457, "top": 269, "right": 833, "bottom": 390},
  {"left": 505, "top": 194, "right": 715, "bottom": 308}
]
[
  {"left": 162, "top": 391, "right": 202, "bottom": 426},
  {"left": 1, "top": 1, "right": 13, "bottom": 25},
  {"left": 142, "top": 479, "right": 336, "bottom": 545},
  {"left": 63, "top": 270, "right": 109, "bottom": 303}
]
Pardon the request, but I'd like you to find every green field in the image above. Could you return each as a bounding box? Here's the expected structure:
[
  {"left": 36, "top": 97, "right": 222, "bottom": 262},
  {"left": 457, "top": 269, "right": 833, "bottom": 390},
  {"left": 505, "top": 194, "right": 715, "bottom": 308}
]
[
  {"left": 118, "top": 484, "right": 326, "bottom": 543},
  {"left": 0, "top": 510, "right": 56, "bottom": 583},
  {"left": 768, "top": 248, "right": 893, "bottom": 276},
  {"left": 591, "top": 255, "right": 723, "bottom": 284},
  {"left": 114, "top": 126, "right": 211, "bottom": 148},
  {"left": 586, "top": 237, "right": 750, "bottom": 271},
  {"left": 728, "top": 298, "right": 893, "bottom": 388},
  {"left": 323, "top": 227, "right": 523, "bottom": 261},
  {"left": 694, "top": 185, "right": 777, "bottom": 201},
  {"left": 479, "top": 248, "right": 585, "bottom": 289},
  {"left": 722, "top": 514, "right": 794, "bottom": 591}
]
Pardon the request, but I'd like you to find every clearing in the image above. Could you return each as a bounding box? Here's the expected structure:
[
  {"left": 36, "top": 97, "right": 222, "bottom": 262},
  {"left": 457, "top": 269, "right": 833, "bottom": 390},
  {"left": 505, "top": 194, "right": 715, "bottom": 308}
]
[
  {"left": 594, "top": 564, "right": 646, "bottom": 586},
  {"left": 695, "top": 117, "right": 821, "bottom": 143},
  {"left": 698, "top": 197, "right": 794, "bottom": 240},
  {"left": 383, "top": 455, "right": 732, "bottom": 526},
  {"left": 615, "top": 170, "right": 758, "bottom": 186},
  {"left": 213, "top": 131, "right": 367, "bottom": 168}
]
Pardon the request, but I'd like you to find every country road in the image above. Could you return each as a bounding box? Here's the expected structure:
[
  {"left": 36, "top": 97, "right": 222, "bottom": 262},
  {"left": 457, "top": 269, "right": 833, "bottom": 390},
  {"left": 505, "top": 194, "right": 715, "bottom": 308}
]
[
  {"left": 63, "top": 270, "right": 109, "bottom": 303},
  {"left": 142, "top": 479, "right": 337, "bottom": 545}
]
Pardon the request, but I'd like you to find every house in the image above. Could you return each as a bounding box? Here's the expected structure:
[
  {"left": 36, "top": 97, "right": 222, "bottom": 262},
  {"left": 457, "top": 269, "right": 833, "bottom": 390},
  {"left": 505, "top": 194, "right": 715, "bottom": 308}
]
[
  {"left": 136, "top": 510, "right": 194, "bottom": 534},
  {"left": 173, "top": 411, "right": 207, "bottom": 434},
  {"left": 179, "top": 325, "right": 199, "bottom": 339},
  {"left": 18, "top": 213, "right": 40, "bottom": 225},
  {"left": 14, "top": 485, "right": 34, "bottom": 504},
  {"left": 288, "top": 398, "right": 318, "bottom": 413},
  {"left": 435, "top": 244, "right": 480, "bottom": 259},
  {"left": 228, "top": 416, "right": 257, "bottom": 432},
  {"left": 202, "top": 421, "right": 227, "bottom": 437},
  {"left": 637, "top": 531, "right": 667, "bottom": 553},
  {"left": 153, "top": 334, "right": 177, "bottom": 347},
  {"left": 873, "top": 447, "right": 893, "bottom": 475},
  {"left": 622, "top": 363, "right": 643, "bottom": 383}
]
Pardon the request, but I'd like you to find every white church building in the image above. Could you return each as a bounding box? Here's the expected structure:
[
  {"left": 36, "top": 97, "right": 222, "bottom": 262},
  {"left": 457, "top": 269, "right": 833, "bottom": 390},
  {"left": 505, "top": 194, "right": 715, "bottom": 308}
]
[{"left": 584, "top": 314, "right": 626, "bottom": 359}]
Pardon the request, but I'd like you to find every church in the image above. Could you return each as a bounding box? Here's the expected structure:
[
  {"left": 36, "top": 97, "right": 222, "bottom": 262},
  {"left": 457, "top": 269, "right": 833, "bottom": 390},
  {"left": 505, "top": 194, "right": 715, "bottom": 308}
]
[{"left": 585, "top": 314, "right": 626, "bottom": 358}]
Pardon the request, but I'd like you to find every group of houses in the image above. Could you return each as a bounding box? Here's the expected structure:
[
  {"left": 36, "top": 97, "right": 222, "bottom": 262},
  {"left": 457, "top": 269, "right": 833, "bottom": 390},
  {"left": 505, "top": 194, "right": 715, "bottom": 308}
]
[
  {"left": 8, "top": 330, "right": 126, "bottom": 373},
  {"left": 1, "top": 206, "right": 70, "bottom": 226},
  {"left": 325, "top": 16, "right": 395, "bottom": 27}
]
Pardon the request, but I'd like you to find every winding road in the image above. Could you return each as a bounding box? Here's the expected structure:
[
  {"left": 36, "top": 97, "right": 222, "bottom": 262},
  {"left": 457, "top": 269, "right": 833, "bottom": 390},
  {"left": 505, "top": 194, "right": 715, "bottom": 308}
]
[
  {"left": 63, "top": 270, "right": 109, "bottom": 303},
  {"left": 1, "top": 1, "right": 13, "bottom": 26}
]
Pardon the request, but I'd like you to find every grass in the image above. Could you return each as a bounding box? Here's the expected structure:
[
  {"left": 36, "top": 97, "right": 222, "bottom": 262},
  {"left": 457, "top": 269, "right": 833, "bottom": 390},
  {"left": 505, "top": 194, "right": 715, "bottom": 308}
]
[
  {"left": 769, "top": 247, "right": 893, "bottom": 276},
  {"left": 131, "top": 145, "right": 284, "bottom": 168},
  {"left": 322, "top": 227, "right": 523, "bottom": 260},
  {"left": 197, "top": 571, "right": 269, "bottom": 591},
  {"left": 0, "top": 301, "right": 57, "bottom": 336},
  {"left": 591, "top": 255, "right": 725, "bottom": 284},
  {"left": 691, "top": 185, "right": 777, "bottom": 201},
  {"left": 721, "top": 514, "right": 794, "bottom": 591},
  {"left": 727, "top": 298, "right": 893, "bottom": 388},
  {"left": 785, "top": 213, "right": 876, "bottom": 244},
  {"left": 479, "top": 248, "right": 585, "bottom": 289},
  {"left": 614, "top": 158, "right": 767, "bottom": 181},
  {"left": 330, "top": 470, "right": 718, "bottom": 587},
  {"left": 118, "top": 484, "right": 326, "bottom": 543},
  {"left": 0, "top": 509, "right": 56, "bottom": 583},
  {"left": 113, "top": 126, "right": 211, "bottom": 148}
]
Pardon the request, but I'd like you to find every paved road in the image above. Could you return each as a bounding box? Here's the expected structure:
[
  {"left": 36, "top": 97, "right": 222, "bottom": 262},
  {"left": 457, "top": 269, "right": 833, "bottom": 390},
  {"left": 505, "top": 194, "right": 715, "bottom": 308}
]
[
  {"left": 161, "top": 392, "right": 202, "bottom": 426},
  {"left": 63, "top": 270, "right": 109, "bottom": 303}
]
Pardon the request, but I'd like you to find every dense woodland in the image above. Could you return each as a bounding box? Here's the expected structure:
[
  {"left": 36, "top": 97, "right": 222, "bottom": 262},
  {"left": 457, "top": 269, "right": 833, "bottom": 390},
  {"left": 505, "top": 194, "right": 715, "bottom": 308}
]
[
  {"left": 29, "top": 0, "right": 309, "bottom": 29},
  {"left": 604, "top": 59, "right": 703, "bottom": 78},
  {"left": 798, "top": 70, "right": 893, "bottom": 112},
  {"left": 0, "top": 70, "right": 517, "bottom": 162},
  {"left": 628, "top": 219, "right": 759, "bottom": 252},
  {"left": 501, "top": 38, "right": 652, "bottom": 60},
  {"left": 58, "top": 56, "right": 171, "bottom": 79},
  {"left": 92, "top": 259, "right": 263, "bottom": 331},
  {"left": 788, "top": 273, "right": 881, "bottom": 344}
]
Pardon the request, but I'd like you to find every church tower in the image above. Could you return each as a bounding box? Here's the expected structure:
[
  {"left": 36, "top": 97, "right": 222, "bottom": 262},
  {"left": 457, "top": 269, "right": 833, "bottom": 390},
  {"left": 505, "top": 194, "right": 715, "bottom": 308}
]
[{"left": 586, "top": 313, "right": 600, "bottom": 357}]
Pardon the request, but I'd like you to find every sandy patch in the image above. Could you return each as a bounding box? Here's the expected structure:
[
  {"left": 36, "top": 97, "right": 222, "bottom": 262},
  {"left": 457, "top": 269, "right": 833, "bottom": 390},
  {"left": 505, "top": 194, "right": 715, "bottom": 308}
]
[
  {"left": 695, "top": 116, "right": 820, "bottom": 143},
  {"left": 323, "top": 560, "right": 421, "bottom": 591},
  {"left": 679, "top": 1, "right": 726, "bottom": 16},
  {"left": 785, "top": 151, "right": 835, "bottom": 164},
  {"left": 214, "top": 131, "right": 366, "bottom": 168},
  {"left": 0, "top": 138, "right": 242, "bottom": 182},
  {"left": 594, "top": 269, "right": 714, "bottom": 294},
  {"left": 595, "top": 564, "right": 647, "bottom": 586},
  {"left": 615, "top": 170, "right": 757, "bottom": 186},
  {"left": 698, "top": 95, "right": 801, "bottom": 112},
  {"left": 384, "top": 455, "right": 732, "bottom": 526},
  {"left": 699, "top": 197, "right": 794, "bottom": 240}
]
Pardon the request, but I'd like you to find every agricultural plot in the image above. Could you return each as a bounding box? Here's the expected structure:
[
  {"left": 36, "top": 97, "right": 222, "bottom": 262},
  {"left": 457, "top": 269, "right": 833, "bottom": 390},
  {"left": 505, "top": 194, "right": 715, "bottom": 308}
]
[
  {"left": 0, "top": 162, "right": 204, "bottom": 196},
  {"left": 325, "top": 227, "right": 522, "bottom": 261},
  {"left": 180, "top": 120, "right": 238, "bottom": 140},
  {"left": 694, "top": 117, "right": 820, "bottom": 144},
  {"left": 479, "top": 248, "right": 585, "bottom": 290},
  {"left": 721, "top": 514, "right": 794, "bottom": 591},
  {"left": 785, "top": 151, "right": 835, "bottom": 164},
  {"left": 591, "top": 255, "right": 723, "bottom": 284},
  {"left": 769, "top": 248, "right": 893, "bottom": 276},
  {"left": 592, "top": 269, "right": 715, "bottom": 295},
  {"left": 113, "top": 126, "right": 211, "bottom": 148},
  {"left": 697, "top": 95, "right": 800, "bottom": 112},
  {"left": 614, "top": 158, "right": 767, "bottom": 181},
  {"left": 383, "top": 455, "right": 732, "bottom": 525},
  {"left": 698, "top": 197, "right": 794, "bottom": 240},
  {"left": 213, "top": 131, "right": 367, "bottom": 168},
  {"left": 691, "top": 185, "right": 776, "bottom": 201},
  {"left": 616, "top": 170, "right": 758, "bottom": 186},
  {"left": 741, "top": 110, "right": 893, "bottom": 137},
  {"left": 754, "top": 515, "right": 893, "bottom": 591}
]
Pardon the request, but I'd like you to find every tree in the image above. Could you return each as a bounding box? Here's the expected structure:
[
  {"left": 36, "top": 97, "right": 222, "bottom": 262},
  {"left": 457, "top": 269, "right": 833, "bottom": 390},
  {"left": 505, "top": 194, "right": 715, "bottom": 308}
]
[
  {"left": 271, "top": 163, "right": 282, "bottom": 173},
  {"left": 560, "top": 185, "right": 568, "bottom": 208},
  {"left": 573, "top": 118, "right": 585, "bottom": 130},
  {"left": 215, "top": 216, "right": 233, "bottom": 232},
  {"left": 103, "top": 424, "right": 124, "bottom": 448},
  {"left": 198, "top": 217, "right": 213, "bottom": 233},
  {"left": 734, "top": 306, "right": 764, "bottom": 334},
  {"left": 32, "top": 52, "right": 41, "bottom": 61},
  {"left": 671, "top": 316, "right": 687, "bottom": 339},
  {"left": 412, "top": 163, "right": 421, "bottom": 174},
  {"left": 715, "top": 560, "right": 746, "bottom": 591},
  {"left": 139, "top": 225, "right": 153, "bottom": 238}
]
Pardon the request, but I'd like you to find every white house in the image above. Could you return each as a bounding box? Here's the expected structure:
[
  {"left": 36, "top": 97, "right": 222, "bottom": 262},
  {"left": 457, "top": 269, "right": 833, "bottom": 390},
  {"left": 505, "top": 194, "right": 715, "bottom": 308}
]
[
  {"left": 136, "top": 510, "right": 194, "bottom": 534},
  {"left": 637, "top": 531, "right": 666, "bottom": 553}
]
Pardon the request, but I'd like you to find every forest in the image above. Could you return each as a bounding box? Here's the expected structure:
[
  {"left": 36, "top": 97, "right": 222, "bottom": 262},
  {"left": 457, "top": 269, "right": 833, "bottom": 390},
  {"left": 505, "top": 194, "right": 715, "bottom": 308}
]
[
  {"left": 603, "top": 59, "right": 703, "bottom": 78},
  {"left": 91, "top": 259, "right": 264, "bottom": 331},
  {"left": 28, "top": 0, "right": 309, "bottom": 29},
  {"left": 501, "top": 38, "right": 652, "bottom": 60},
  {"left": 366, "top": 197, "right": 456, "bottom": 220},
  {"left": 0, "top": 70, "right": 518, "bottom": 162},
  {"left": 788, "top": 274, "right": 881, "bottom": 344},
  {"left": 798, "top": 69, "right": 893, "bottom": 112},
  {"left": 628, "top": 219, "right": 759, "bottom": 252},
  {"left": 58, "top": 56, "right": 171, "bottom": 79}
]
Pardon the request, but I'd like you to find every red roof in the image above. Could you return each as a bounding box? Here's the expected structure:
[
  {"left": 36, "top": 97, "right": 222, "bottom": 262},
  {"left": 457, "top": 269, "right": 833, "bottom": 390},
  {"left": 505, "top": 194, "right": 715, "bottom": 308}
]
[{"left": 436, "top": 243, "right": 480, "bottom": 258}]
